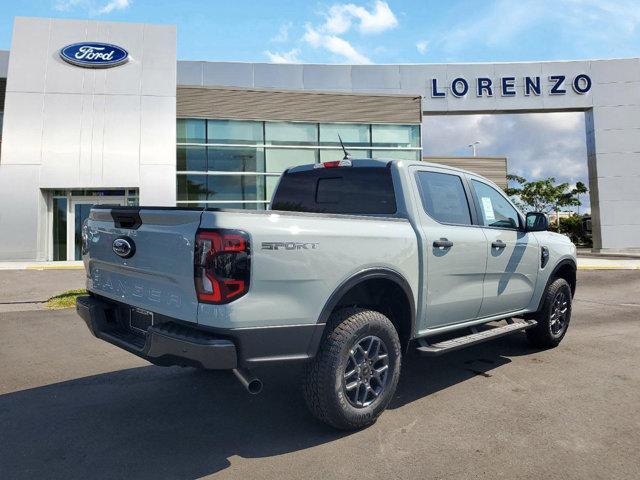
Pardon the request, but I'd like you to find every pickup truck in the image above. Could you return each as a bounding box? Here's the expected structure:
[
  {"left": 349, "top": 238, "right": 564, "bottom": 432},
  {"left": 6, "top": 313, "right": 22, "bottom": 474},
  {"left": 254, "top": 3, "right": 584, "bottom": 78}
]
[{"left": 76, "top": 158, "right": 577, "bottom": 430}]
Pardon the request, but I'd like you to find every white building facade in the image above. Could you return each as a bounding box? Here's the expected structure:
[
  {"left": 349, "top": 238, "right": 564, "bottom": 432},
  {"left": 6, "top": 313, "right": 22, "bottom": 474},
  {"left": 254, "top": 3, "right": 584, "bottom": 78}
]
[{"left": 0, "top": 16, "right": 638, "bottom": 260}]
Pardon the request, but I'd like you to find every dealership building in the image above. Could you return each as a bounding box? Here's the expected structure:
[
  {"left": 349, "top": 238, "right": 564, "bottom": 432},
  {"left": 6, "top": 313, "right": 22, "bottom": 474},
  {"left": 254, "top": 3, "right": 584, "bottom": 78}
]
[{"left": 0, "top": 17, "right": 639, "bottom": 261}]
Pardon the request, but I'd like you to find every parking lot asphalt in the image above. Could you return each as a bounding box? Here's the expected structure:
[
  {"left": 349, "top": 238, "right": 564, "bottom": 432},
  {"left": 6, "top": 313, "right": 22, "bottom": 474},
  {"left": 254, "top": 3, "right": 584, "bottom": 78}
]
[{"left": 1, "top": 270, "right": 639, "bottom": 480}]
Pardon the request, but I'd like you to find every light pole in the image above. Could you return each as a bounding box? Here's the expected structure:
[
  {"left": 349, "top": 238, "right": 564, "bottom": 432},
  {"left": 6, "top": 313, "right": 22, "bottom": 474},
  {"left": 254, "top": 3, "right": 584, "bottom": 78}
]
[{"left": 468, "top": 141, "right": 480, "bottom": 157}]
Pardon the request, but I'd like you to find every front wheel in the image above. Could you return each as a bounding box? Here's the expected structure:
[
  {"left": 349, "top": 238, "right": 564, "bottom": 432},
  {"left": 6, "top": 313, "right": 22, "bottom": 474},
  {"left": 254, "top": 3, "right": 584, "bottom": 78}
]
[
  {"left": 303, "top": 308, "right": 401, "bottom": 430},
  {"left": 526, "top": 277, "right": 572, "bottom": 348}
]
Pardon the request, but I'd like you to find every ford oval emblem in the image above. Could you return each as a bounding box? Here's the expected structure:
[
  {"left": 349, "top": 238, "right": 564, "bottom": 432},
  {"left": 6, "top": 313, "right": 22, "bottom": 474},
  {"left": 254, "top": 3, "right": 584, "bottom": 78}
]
[
  {"left": 113, "top": 237, "right": 136, "bottom": 259},
  {"left": 60, "top": 42, "right": 129, "bottom": 68}
]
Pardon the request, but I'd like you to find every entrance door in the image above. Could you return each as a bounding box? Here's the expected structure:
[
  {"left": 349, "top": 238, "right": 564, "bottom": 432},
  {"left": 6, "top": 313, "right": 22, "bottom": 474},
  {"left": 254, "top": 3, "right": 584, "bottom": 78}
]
[
  {"left": 411, "top": 166, "right": 488, "bottom": 331},
  {"left": 69, "top": 196, "right": 126, "bottom": 260}
]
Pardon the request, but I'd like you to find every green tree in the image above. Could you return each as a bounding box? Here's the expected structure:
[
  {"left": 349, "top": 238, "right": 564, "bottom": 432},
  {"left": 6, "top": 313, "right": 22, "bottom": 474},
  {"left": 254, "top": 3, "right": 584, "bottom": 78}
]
[{"left": 505, "top": 175, "right": 588, "bottom": 230}]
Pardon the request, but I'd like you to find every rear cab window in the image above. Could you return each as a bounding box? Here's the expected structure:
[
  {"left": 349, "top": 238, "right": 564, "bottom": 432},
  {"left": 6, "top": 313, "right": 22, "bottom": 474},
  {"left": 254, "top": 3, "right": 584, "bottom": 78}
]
[{"left": 271, "top": 165, "right": 397, "bottom": 215}]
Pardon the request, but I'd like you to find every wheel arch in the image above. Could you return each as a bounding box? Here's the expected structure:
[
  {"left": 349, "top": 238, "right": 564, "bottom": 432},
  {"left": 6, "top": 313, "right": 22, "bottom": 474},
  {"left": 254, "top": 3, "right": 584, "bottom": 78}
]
[
  {"left": 314, "top": 269, "right": 416, "bottom": 353},
  {"left": 536, "top": 258, "right": 577, "bottom": 311}
]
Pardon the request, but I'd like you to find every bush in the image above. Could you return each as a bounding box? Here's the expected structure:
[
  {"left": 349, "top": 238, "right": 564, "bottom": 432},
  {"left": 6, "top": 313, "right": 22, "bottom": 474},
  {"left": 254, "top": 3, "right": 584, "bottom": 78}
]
[{"left": 555, "top": 215, "right": 591, "bottom": 247}]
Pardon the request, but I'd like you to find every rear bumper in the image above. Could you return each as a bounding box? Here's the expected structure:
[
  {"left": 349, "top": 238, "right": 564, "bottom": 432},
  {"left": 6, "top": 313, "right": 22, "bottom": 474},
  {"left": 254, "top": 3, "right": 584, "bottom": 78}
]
[{"left": 76, "top": 295, "right": 325, "bottom": 369}]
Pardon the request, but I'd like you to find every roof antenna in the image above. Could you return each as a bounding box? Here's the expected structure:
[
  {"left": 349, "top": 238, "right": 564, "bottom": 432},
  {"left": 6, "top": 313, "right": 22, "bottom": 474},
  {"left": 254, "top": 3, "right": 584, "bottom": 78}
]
[{"left": 338, "top": 134, "right": 351, "bottom": 161}]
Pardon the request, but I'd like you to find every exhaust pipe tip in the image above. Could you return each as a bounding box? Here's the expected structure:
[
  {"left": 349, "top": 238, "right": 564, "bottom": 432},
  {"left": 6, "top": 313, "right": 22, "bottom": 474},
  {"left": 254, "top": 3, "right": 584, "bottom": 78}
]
[
  {"left": 246, "top": 378, "right": 263, "bottom": 395},
  {"left": 232, "top": 368, "right": 263, "bottom": 395}
]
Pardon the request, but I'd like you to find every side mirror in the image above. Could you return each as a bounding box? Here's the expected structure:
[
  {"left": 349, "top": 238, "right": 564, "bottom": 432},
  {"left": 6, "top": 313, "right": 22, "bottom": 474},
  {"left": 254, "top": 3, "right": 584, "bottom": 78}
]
[{"left": 525, "top": 212, "right": 549, "bottom": 232}]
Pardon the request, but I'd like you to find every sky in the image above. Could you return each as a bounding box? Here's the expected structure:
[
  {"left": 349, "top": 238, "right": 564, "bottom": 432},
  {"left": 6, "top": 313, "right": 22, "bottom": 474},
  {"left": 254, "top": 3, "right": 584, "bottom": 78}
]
[{"left": 1, "top": 0, "right": 639, "bottom": 212}]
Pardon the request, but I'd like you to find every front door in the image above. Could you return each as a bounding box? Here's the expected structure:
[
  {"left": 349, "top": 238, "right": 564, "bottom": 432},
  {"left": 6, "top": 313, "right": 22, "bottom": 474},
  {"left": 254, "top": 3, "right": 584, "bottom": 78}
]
[
  {"left": 467, "top": 177, "right": 539, "bottom": 317},
  {"left": 411, "top": 167, "right": 488, "bottom": 331}
]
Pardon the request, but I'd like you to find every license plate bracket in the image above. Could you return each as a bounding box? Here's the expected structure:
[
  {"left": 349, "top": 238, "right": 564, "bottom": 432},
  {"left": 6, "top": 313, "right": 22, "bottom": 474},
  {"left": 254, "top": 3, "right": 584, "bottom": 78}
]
[{"left": 130, "top": 308, "right": 154, "bottom": 334}]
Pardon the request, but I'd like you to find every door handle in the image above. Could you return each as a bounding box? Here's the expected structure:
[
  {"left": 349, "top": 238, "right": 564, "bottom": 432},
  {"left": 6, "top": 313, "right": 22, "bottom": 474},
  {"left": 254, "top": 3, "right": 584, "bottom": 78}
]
[
  {"left": 492, "top": 240, "right": 506, "bottom": 249},
  {"left": 433, "top": 238, "right": 453, "bottom": 248}
]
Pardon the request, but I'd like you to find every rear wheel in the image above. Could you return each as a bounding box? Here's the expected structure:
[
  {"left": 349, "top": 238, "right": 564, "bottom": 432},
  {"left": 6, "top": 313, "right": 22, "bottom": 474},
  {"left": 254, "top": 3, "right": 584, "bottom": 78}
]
[
  {"left": 303, "top": 308, "right": 401, "bottom": 430},
  {"left": 526, "top": 277, "right": 572, "bottom": 348}
]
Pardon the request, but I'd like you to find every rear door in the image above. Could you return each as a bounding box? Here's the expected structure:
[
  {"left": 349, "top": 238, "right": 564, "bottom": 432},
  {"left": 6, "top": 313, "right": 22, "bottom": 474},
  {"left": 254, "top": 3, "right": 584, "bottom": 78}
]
[
  {"left": 467, "top": 177, "right": 539, "bottom": 317},
  {"left": 85, "top": 207, "right": 203, "bottom": 323},
  {"left": 411, "top": 167, "right": 488, "bottom": 330}
]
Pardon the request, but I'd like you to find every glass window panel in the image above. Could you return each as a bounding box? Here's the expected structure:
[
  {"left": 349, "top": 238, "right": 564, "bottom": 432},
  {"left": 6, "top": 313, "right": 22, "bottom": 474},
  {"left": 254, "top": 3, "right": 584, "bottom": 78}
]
[
  {"left": 371, "top": 150, "right": 420, "bottom": 161},
  {"left": 177, "top": 119, "right": 206, "bottom": 143},
  {"left": 176, "top": 174, "right": 208, "bottom": 202},
  {"left": 371, "top": 124, "right": 420, "bottom": 147},
  {"left": 177, "top": 146, "right": 207, "bottom": 171},
  {"left": 265, "top": 122, "right": 317, "bottom": 145},
  {"left": 207, "top": 175, "right": 262, "bottom": 201},
  {"left": 265, "top": 148, "right": 316, "bottom": 173},
  {"left": 207, "top": 147, "right": 263, "bottom": 172},
  {"left": 202, "top": 202, "right": 263, "bottom": 210},
  {"left": 471, "top": 180, "right": 520, "bottom": 229},
  {"left": 319, "top": 123, "right": 370, "bottom": 147},
  {"left": 52, "top": 197, "right": 67, "bottom": 261},
  {"left": 320, "top": 149, "right": 371, "bottom": 163},
  {"left": 207, "top": 120, "right": 263, "bottom": 145},
  {"left": 266, "top": 175, "right": 282, "bottom": 202},
  {"left": 415, "top": 171, "right": 472, "bottom": 225}
]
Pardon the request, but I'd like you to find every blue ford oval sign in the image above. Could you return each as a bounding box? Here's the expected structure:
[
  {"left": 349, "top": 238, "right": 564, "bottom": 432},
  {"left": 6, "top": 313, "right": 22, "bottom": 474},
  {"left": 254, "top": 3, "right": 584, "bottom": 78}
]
[{"left": 60, "top": 42, "right": 129, "bottom": 68}]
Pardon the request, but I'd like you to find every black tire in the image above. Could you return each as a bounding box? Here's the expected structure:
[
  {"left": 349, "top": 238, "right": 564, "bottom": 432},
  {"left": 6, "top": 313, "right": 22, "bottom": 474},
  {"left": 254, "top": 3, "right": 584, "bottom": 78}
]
[
  {"left": 526, "top": 277, "right": 572, "bottom": 348},
  {"left": 303, "top": 307, "right": 401, "bottom": 430}
]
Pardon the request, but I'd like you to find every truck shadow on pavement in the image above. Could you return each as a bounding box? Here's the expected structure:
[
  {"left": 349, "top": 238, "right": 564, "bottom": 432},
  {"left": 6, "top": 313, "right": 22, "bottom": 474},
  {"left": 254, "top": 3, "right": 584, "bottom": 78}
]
[{"left": 0, "top": 335, "right": 536, "bottom": 480}]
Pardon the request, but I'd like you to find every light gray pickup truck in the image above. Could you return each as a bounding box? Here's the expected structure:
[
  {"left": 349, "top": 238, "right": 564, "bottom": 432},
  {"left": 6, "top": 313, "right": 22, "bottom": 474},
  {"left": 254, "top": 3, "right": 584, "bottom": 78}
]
[{"left": 77, "top": 158, "right": 577, "bottom": 430}]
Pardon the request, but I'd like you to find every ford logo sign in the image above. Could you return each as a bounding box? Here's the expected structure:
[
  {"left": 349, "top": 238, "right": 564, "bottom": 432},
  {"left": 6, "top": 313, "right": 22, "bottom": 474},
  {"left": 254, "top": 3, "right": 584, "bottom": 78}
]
[
  {"left": 113, "top": 237, "right": 136, "bottom": 259},
  {"left": 60, "top": 42, "right": 129, "bottom": 68}
]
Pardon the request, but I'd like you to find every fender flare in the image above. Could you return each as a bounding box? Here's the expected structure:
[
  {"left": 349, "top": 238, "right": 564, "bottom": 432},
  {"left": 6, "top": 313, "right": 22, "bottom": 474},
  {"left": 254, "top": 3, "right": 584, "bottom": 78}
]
[
  {"left": 535, "top": 258, "right": 577, "bottom": 311},
  {"left": 315, "top": 268, "right": 416, "bottom": 341}
]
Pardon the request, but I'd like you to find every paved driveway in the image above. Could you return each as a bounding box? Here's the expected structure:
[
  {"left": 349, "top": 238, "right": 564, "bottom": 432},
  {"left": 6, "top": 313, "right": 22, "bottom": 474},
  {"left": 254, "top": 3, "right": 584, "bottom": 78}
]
[{"left": 0, "top": 270, "right": 639, "bottom": 479}]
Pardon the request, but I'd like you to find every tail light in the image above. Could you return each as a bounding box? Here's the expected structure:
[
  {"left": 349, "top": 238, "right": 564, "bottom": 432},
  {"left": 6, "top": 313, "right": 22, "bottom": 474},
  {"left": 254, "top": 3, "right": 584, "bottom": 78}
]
[
  {"left": 194, "top": 229, "right": 250, "bottom": 304},
  {"left": 313, "top": 159, "right": 352, "bottom": 169}
]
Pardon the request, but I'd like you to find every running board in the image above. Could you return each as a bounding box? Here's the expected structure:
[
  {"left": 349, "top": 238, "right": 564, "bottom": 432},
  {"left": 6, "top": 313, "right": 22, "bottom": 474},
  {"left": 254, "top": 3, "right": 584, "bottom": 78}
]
[{"left": 415, "top": 319, "right": 537, "bottom": 356}]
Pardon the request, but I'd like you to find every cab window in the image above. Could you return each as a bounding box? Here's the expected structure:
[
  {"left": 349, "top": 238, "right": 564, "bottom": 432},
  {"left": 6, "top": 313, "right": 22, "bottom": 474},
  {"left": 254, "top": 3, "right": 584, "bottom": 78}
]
[
  {"left": 471, "top": 179, "right": 519, "bottom": 229},
  {"left": 415, "top": 171, "right": 472, "bottom": 225}
]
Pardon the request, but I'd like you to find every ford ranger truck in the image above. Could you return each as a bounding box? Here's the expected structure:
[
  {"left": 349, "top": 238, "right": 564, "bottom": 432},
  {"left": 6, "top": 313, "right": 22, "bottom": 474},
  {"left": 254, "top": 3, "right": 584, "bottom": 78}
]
[{"left": 76, "top": 158, "right": 577, "bottom": 430}]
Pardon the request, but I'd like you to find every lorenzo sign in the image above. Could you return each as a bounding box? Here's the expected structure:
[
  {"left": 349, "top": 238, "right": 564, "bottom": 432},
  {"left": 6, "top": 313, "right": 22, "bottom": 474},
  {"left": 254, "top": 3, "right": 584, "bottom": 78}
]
[
  {"left": 59, "top": 42, "right": 129, "bottom": 68},
  {"left": 430, "top": 74, "right": 592, "bottom": 98}
]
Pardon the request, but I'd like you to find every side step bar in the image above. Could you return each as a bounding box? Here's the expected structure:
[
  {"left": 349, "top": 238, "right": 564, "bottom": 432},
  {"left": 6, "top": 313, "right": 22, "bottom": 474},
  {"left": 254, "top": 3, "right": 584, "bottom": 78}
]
[{"left": 415, "top": 319, "right": 537, "bottom": 356}]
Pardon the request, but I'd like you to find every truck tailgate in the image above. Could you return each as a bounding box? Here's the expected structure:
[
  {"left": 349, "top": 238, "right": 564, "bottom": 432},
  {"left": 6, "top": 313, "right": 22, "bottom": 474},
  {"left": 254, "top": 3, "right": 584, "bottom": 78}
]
[{"left": 84, "top": 207, "right": 203, "bottom": 323}]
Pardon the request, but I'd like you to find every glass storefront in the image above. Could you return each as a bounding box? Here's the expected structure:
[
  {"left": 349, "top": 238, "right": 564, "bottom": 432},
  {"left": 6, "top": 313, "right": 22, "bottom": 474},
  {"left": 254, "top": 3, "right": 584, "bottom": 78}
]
[
  {"left": 176, "top": 119, "right": 422, "bottom": 209},
  {"left": 49, "top": 189, "right": 138, "bottom": 261}
]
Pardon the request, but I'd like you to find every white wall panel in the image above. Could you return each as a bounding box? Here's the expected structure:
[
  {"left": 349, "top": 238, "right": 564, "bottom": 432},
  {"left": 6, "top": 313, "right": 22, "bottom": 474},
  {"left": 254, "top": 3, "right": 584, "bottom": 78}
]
[
  {"left": 141, "top": 24, "right": 177, "bottom": 96},
  {"left": 140, "top": 95, "right": 176, "bottom": 165},
  {"left": 45, "top": 18, "right": 88, "bottom": 94},
  {"left": 6, "top": 17, "right": 49, "bottom": 93},
  {"left": 203, "top": 62, "right": 253, "bottom": 88},
  {"left": 101, "top": 94, "right": 141, "bottom": 186},
  {"left": 139, "top": 164, "right": 175, "bottom": 205},
  {"left": 40, "top": 93, "right": 83, "bottom": 186},
  {"left": 0, "top": 164, "right": 41, "bottom": 260},
  {"left": 0, "top": 92, "right": 44, "bottom": 164}
]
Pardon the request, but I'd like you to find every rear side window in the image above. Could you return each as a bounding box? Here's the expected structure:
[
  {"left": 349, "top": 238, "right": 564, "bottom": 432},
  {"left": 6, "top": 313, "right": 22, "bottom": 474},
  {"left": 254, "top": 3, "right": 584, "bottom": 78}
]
[
  {"left": 271, "top": 167, "right": 397, "bottom": 214},
  {"left": 415, "top": 171, "right": 472, "bottom": 225}
]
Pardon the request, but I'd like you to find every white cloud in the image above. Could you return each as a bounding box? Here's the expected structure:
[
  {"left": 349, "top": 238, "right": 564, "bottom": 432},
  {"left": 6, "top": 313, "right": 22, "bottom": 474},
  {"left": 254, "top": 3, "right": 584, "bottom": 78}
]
[
  {"left": 428, "top": 0, "right": 640, "bottom": 59},
  {"left": 304, "top": 25, "right": 372, "bottom": 64},
  {"left": 54, "top": 0, "right": 130, "bottom": 15},
  {"left": 416, "top": 40, "right": 428, "bottom": 54},
  {"left": 422, "top": 112, "right": 590, "bottom": 211},
  {"left": 271, "top": 22, "right": 292, "bottom": 43},
  {"left": 323, "top": 1, "right": 398, "bottom": 35},
  {"left": 99, "top": 0, "right": 129, "bottom": 14},
  {"left": 264, "top": 48, "right": 301, "bottom": 63}
]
